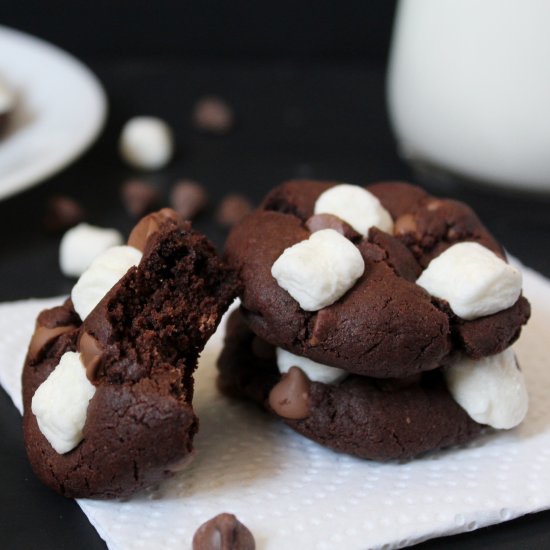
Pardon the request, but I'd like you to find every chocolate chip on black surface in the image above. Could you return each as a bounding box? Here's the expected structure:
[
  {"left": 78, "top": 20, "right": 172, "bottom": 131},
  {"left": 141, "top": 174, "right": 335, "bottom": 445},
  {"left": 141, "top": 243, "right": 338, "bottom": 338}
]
[
  {"left": 192, "top": 96, "right": 234, "bottom": 135},
  {"left": 44, "top": 195, "right": 86, "bottom": 233},
  {"left": 216, "top": 194, "right": 253, "bottom": 228},
  {"left": 170, "top": 179, "right": 208, "bottom": 220},
  {"left": 120, "top": 179, "right": 160, "bottom": 218}
]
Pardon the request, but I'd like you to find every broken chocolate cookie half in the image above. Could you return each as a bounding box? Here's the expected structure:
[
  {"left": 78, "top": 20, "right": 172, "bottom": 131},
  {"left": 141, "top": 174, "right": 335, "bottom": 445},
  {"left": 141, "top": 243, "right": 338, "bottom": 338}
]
[{"left": 22, "top": 209, "right": 239, "bottom": 498}]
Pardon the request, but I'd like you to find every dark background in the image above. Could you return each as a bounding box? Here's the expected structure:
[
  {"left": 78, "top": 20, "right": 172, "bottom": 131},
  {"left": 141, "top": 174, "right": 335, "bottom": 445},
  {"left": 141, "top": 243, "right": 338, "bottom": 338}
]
[
  {"left": 1, "top": 2, "right": 549, "bottom": 549},
  {"left": 2, "top": 0, "right": 396, "bottom": 63}
]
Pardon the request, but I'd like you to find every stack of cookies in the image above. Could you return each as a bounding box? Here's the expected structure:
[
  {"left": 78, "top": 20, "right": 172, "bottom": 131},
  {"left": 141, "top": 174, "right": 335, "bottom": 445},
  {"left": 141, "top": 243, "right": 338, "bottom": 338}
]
[{"left": 218, "top": 180, "right": 530, "bottom": 459}]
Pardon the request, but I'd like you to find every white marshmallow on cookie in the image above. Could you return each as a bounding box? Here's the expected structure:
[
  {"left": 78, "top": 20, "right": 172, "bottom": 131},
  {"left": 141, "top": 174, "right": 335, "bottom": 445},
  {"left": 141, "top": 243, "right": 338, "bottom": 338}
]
[
  {"left": 416, "top": 242, "right": 522, "bottom": 320},
  {"left": 314, "top": 183, "right": 393, "bottom": 235},
  {"left": 31, "top": 351, "right": 96, "bottom": 454},
  {"left": 445, "top": 348, "right": 528, "bottom": 429},
  {"left": 60, "top": 223, "right": 124, "bottom": 278},
  {"left": 72, "top": 245, "right": 142, "bottom": 320},
  {"left": 276, "top": 348, "right": 348, "bottom": 385},
  {"left": 271, "top": 228, "right": 364, "bottom": 311},
  {"left": 119, "top": 116, "right": 174, "bottom": 170}
]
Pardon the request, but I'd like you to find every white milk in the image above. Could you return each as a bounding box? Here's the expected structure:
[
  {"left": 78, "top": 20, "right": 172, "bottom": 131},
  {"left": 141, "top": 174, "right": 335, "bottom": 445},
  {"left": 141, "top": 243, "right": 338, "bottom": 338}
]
[{"left": 387, "top": 0, "right": 550, "bottom": 190}]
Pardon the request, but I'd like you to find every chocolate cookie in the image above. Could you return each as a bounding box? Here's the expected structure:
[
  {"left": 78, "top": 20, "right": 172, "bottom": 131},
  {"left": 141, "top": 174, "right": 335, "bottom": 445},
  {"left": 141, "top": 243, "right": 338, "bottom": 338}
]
[
  {"left": 224, "top": 180, "right": 529, "bottom": 378},
  {"left": 22, "top": 210, "right": 240, "bottom": 498},
  {"left": 218, "top": 310, "right": 482, "bottom": 460}
]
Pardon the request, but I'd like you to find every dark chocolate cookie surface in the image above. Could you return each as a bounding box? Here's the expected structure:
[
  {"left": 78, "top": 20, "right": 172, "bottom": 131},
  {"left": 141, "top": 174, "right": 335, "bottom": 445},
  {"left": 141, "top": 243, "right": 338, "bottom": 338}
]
[
  {"left": 217, "top": 310, "right": 482, "bottom": 460},
  {"left": 23, "top": 212, "right": 240, "bottom": 498},
  {"left": 224, "top": 180, "right": 529, "bottom": 378}
]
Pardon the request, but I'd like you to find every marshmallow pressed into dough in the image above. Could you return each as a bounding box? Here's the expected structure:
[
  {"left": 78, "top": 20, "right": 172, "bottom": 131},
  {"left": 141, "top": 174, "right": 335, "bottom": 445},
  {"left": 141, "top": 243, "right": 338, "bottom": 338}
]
[
  {"left": 276, "top": 348, "right": 348, "bottom": 385},
  {"left": 445, "top": 348, "right": 528, "bottom": 429},
  {"left": 271, "top": 228, "right": 365, "bottom": 311},
  {"left": 31, "top": 351, "right": 96, "bottom": 454},
  {"left": 416, "top": 242, "right": 522, "bottom": 320},
  {"left": 71, "top": 245, "right": 142, "bottom": 320},
  {"left": 314, "top": 183, "right": 394, "bottom": 235}
]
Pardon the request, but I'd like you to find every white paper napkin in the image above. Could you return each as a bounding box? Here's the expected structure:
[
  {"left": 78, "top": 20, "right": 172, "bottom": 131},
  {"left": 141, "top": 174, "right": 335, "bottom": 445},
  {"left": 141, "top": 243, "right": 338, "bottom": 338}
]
[{"left": 1, "top": 263, "right": 550, "bottom": 550}]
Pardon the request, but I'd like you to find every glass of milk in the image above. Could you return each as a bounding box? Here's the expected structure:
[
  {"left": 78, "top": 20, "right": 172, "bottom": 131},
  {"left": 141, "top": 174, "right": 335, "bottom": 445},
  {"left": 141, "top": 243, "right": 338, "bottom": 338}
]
[{"left": 387, "top": 0, "right": 550, "bottom": 191}]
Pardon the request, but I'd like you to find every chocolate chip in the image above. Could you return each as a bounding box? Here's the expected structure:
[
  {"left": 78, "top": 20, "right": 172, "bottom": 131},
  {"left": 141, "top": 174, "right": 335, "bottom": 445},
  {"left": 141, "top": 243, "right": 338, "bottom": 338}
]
[
  {"left": 268, "top": 366, "right": 311, "bottom": 420},
  {"left": 305, "top": 213, "right": 360, "bottom": 240},
  {"left": 426, "top": 199, "right": 444, "bottom": 211},
  {"left": 216, "top": 195, "right": 253, "bottom": 228},
  {"left": 170, "top": 179, "right": 208, "bottom": 220},
  {"left": 44, "top": 195, "right": 86, "bottom": 233},
  {"left": 393, "top": 213, "right": 417, "bottom": 236},
  {"left": 447, "top": 226, "right": 461, "bottom": 240},
  {"left": 120, "top": 180, "right": 160, "bottom": 218},
  {"left": 192, "top": 96, "right": 234, "bottom": 135},
  {"left": 28, "top": 323, "right": 75, "bottom": 363},
  {"left": 79, "top": 331, "right": 103, "bottom": 380},
  {"left": 192, "top": 513, "right": 255, "bottom": 550},
  {"left": 37, "top": 302, "right": 79, "bottom": 329},
  {"left": 128, "top": 208, "right": 180, "bottom": 251}
]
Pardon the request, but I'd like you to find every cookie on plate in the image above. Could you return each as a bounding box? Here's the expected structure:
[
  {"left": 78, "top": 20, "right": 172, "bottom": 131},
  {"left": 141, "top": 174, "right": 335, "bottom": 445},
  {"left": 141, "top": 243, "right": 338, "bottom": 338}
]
[
  {"left": 22, "top": 209, "right": 240, "bottom": 498},
  {"left": 219, "top": 180, "right": 530, "bottom": 459}
]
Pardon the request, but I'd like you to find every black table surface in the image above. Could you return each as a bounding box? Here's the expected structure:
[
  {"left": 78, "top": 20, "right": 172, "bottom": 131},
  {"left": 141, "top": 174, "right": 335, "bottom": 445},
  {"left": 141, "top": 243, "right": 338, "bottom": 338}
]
[{"left": 1, "top": 59, "right": 549, "bottom": 549}]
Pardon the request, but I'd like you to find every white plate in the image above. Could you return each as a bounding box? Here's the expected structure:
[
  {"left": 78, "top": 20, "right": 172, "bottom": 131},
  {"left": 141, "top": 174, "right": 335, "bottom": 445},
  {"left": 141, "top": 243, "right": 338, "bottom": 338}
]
[{"left": 0, "top": 25, "right": 106, "bottom": 200}]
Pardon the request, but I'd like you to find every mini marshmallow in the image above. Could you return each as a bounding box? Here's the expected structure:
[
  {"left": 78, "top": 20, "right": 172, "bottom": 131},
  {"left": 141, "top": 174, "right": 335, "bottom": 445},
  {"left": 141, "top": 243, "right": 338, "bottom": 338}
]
[
  {"left": 314, "top": 183, "right": 393, "bottom": 236},
  {"left": 60, "top": 223, "right": 124, "bottom": 278},
  {"left": 276, "top": 348, "right": 348, "bottom": 385},
  {"left": 271, "top": 229, "right": 364, "bottom": 311},
  {"left": 119, "top": 116, "right": 174, "bottom": 170},
  {"left": 72, "top": 245, "right": 142, "bottom": 320},
  {"left": 445, "top": 348, "right": 528, "bottom": 429},
  {"left": 416, "top": 242, "right": 522, "bottom": 320},
  {"left": 0, "top": 77, "right": 15, "bottom": 114},
  {"left": 31, "top": 351, "right": 96, "bottom": 454}
]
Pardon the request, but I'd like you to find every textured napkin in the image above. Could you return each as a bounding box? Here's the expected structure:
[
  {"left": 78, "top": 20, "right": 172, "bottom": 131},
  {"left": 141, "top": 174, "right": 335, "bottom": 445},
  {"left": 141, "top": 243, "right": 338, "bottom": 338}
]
[{"left": 1, "top": 262, "right": 550, "bottom": 550}]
